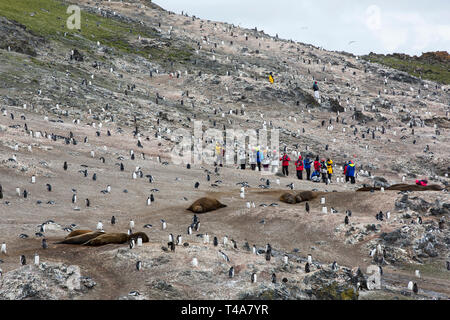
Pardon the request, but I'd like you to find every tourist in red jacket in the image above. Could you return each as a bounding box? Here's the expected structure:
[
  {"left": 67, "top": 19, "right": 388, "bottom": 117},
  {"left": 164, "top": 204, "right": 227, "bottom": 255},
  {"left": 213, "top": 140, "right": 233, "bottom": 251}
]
[
  {"left": 295, "top": 155, "right": 304, "bottom": 180},
  {"left": 313, "top": 156, "right": 321, "bottom": 176},
  {"left": 280, "top": 153, "right": 291, "bottom": 176}
]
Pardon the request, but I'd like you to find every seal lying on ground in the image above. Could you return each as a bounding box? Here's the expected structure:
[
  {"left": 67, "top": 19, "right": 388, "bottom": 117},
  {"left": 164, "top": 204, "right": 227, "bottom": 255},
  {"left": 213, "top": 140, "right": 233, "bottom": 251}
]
[
  {"left": 280, "top": 193, "right": 296, "bottom": 204},
  {"left": 65, "top": 230, "right": 92, "bottom": 239},
  {"left": 187, "top": 197, "right": 227, "bottom": 213},
  {"left": 295, "top": 191, "right": 319, "bottom": 202},
  {"left": 357, "top": 184, "right": 443, "bottom": 192},
  {"left": 83, "top": 233, "right": 129, "bottom": 246},
  {"left": 280, "top": 191, "right": 320, "bottom": 204},
  {"left": 57, "top": 231, "right": 104, "bottom": 244},
  {"left": 128, "top": 232, "right": 149, "bottom": 243}
]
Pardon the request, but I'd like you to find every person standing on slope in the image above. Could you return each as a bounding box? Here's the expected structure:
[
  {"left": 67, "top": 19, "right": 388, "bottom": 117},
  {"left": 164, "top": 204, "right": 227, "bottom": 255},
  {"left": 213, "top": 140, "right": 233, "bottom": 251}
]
[
  {"left": 326, "top": 158, "right": 333, "bottom": 182},
  {"left": 280, "top": 152, "right": 291, "bottom": 176},
  {"left": 304, "top": 156, "right": 312, "bottom": 180},
  {"left": 345, "top": 160, "right": 356, "bottom": 184},
  {"left": 295, "top": 155, "right": 304, "bottom": 180}
]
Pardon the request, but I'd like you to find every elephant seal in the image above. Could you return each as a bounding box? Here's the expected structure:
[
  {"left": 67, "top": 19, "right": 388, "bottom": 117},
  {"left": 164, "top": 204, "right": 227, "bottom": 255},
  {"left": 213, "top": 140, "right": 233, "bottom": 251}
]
[
  {"left": 295, "top": 191, "right": 319, "bottom": 202},
  {"left": 357, "top": 184, "right": 443, "bottom": 192},
  {"left": 57, "top": 231, "right": 104, "bottom": 245},
  {"left": 65, "top": 230, "right": 92, "bottom": 239},
  {"left": 128, "top": 232, "right": 149, "bottom": 243},
  {"left": 280, "top": 193, "right": 296, "bottom": 204},
  {"left": 281, "top": 191, "right": 320, "bottom": 204},
  {"left": 187, "top": 197, "right": 227, "bottom": 214},
  {"left": 83, "top": 233, "right": 129, "bottom": 246}
]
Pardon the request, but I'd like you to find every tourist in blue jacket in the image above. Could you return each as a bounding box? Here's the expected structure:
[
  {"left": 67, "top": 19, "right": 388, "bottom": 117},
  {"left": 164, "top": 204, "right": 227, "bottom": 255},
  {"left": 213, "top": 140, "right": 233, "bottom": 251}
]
[
  {"left": 304, "top": 157, "right": 312, "bottom": 180},
  {"left": 345, "top": 160, "right": 356, "bottom": 184}
]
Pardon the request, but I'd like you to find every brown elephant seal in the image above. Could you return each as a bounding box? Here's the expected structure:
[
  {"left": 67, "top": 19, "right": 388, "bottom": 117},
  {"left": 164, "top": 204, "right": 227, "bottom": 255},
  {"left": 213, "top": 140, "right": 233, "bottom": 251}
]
[
  {"left": 128, "top": 232, "right": 149, "bottom": 243},
  {"left": 357, "top": 184, "right": 443, "bottom": 192},
  {"left": 83, "top": 233, "right": 129, "bottom": 246},
  {"left": 65, "top": 230, "right": 92, "bottom": 239},
  {"left": 187, "top": 197, "right": 227, "bottom": 213},
  {"left": 57, "top": 231, "right": 104, "bottom": 245},
  {"left": 280, "top": 193, "right": 296, "bottom": 204},
  {"left": 295, "top": 191, "right": 319, "bottom": 202}
]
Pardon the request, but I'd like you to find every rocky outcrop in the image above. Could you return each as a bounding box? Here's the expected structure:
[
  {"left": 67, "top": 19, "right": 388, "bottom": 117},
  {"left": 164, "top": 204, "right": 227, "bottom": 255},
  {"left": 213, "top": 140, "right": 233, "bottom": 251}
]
[{"left": 0, "top": 262, "right": 95, "bottom": 300}]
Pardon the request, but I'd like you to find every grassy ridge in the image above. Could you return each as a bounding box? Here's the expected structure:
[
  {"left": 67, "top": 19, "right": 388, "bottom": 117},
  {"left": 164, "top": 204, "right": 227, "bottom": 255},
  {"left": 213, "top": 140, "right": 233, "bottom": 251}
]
[
  {"left": 0, "top": 0, "right": 192, "bottom": 63},
  {"left": 362, "top": 52, "right": 450, "bottom": 85}
]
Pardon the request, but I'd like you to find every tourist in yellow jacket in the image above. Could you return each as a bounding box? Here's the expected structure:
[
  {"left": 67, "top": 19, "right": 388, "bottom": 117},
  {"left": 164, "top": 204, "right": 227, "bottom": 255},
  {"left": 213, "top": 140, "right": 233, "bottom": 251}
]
[
  {"left": 268, "top": 72, "right": 274, "bottom": 84},
  {"left": 326, "top": 159, "right": 333, "bottom": 182}
]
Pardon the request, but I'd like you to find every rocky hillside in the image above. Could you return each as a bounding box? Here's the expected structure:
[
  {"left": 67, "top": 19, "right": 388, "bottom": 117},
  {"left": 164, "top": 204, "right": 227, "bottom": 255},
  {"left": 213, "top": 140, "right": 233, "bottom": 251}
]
[
  {"left": 0, "top": 0, "right": 449, "bottom": 300},
  {"left": 363, "top": 51, "right": 450, "bottom": 85}
]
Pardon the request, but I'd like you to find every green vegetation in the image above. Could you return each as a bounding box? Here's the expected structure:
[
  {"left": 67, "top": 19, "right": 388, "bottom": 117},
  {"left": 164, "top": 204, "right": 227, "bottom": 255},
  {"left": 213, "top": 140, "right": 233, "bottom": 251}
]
[
  {"left": 0, "top": 0, "right": 192, "bottom": 64},
  {"left": 362, "top": 52, "right": 450, "bottom": 85}
]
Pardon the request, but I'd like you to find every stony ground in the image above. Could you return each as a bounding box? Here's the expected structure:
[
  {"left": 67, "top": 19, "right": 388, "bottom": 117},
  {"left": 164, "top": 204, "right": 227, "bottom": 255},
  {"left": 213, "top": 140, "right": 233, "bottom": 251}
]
[{"left": 0, "top": 0, "right": 449, "bottom": 300}]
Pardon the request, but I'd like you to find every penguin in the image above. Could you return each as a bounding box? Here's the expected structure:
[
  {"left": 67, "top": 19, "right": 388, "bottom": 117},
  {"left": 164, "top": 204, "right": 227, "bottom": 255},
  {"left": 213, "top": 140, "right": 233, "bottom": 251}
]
[
  {"left": 42, "top": 238, "right": 48, "bottom": 249},
  {"left": 111, "top": 216, "right": 116, "bottom": 225},
  {"left": 272, "top": 273, "right": 277, "bottom": 284},
  {"left": 169, "top": 241, "right": 175, "bottom": 252},
  {"left": 129, "top": 239, "right": 135, "bottom": 249},
  {"left": 92, "top": 173, "right": 97, "bottom": 181},
  {"left": 344, "top": 215, "right": 349, "bottom": 225},
  {"left": 46, "top": 184, "right": 52, "bottom": 192},
  {"left": 120, "top": 163, "right": 124, "bottom": 171},
  {"left": 187, "top": 226, "right": 192, "bottom": 235},
  {"left": 23, "top": 190, "right": 28, "bottom": 198},
  {"left": 136, "top": 261, "right": 142, "bottom": 271},
  {"left": 169, "top": 234, "right": 174, "bottom": 243},
  {"left": 346, "top": 210, "right": 352, "bottom": 217},
  {"left": 1, "top": 242, "right": 6, "bottom": 254},
  {"left": 194, "top": 221, "right": 200, "bottom": 232},
  {"left": 129, "top": 220, "right": 135, "bottom": 230},
  {"left": 252, "top": 245, "right": 257, "bottom": 254},
  {"left": 223, "top": 236, "right": 228, "bottom": 246},
  {"left": 203, "top": 233, "right": 209, "bottom": 244},
  {"left": 305, "top": 202, "right": 310, "bottom": 213},
  {"left": 213, "top": 236, "right": 218, "bottom": 246},
  {"left": 194, "top": 182, "right": 200, "bottom": 189},
  {"left": 219, "top": 250, "right": 230, "bottom": 262},
  {"left": 228, "top": 266, "right": 234, "bottom": 278},
  {"left": 191, "top": 257, "right": 198, "bottom": 267},
  {"left": 72, "top": 194, "right": 77, "bottom": 204},
  {"left": 446, "top": 261, "right": 450, "bottom": 271},
  {"left": 20, "top": 255, "right": 27, "bottom": 265},
  {"left": 96, "top": 221, "right": 103, "bottom": 230},
  {"left": 413, "top": 282, "right": 418, "bottom": 294},
  {"left": 305, "top": 262, "right": 310, "bottom": 273},
  {"left": 283, "top": 255, "right": 289, "bottom": 264},
  {"left": 176, "top": 235, "right": 182, "bottom": 245},
  {"left": 161, "top": 219, "right": 167, "bottom": 230},
  {"left": 251, "top": 273, "right": 257, "bottom": 283},
  {"left": 331, "top": 261, "right": 338, "bottom": 271},
  {"left": 150, "top": 194, "right": 154, "bottom": 202},
  {"left": 63, "top": 161, "right": 68, "bottom": 171},
  {"left": 265, "top": 250, "right": 271, "bottom": 261},
  {"left": 418, "top": 216, "right": 422, "bottom": 225}
]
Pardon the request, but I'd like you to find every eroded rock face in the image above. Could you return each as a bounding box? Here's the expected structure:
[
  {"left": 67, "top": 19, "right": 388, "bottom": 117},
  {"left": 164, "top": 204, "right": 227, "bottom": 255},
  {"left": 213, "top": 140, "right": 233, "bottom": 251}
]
[
  {"left": 395, "top": 195, "right": 431, "bottom": 213},
  {"left": 0, "top": 262, "right": 95, "bottom": 300}
]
